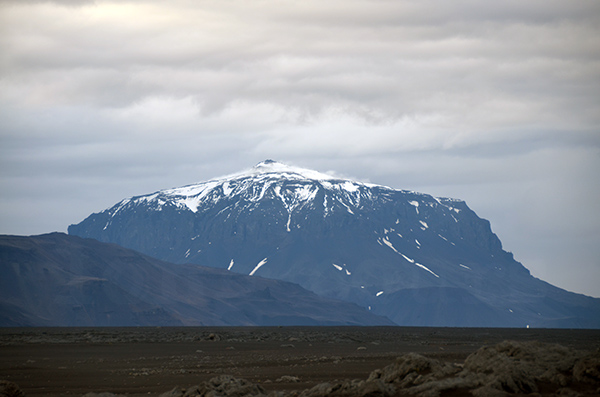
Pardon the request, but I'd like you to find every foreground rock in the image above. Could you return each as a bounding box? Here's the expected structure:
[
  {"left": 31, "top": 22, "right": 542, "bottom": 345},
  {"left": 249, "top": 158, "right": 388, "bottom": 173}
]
[
  {"left": 0, "top": 380, "right": 24, "bottom": 397},
  {"left": 299, "top": 341, "right": 600, "bottom": 396},
  {"left": 159, "top": 375, "right": 267, "bottom": 397},
  {"left": 137, "top": 341, "right": 599, "bottom": 397}
]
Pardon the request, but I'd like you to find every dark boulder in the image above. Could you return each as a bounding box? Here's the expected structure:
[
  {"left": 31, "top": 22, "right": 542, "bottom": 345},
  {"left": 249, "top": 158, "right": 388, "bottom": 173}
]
[{"left": 0, "top": 381, "right": 24, "bottom": 397}]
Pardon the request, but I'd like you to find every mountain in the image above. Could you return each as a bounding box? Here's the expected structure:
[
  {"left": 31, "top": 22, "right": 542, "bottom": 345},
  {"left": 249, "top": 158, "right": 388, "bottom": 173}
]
[
  {"left": 0, "top": 233, "right": 392, "bottom": 326},
  {"left": 69, "top": 160, "right": 600, "bottom": 328}
]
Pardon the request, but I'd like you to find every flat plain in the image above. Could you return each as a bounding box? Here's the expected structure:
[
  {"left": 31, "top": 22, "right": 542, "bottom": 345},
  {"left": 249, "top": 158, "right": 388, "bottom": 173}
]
[{"left": 1, "top": 327, "right": 599, "bottom": 396}]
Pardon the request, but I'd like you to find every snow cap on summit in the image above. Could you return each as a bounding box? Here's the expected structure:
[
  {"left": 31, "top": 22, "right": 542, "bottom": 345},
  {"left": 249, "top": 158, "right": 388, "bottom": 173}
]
[
  {"left": 249, "top": 160, "right": 337, "bottom": 181},
  {"left": 255, "top": 159, "right": 278, "bottom": 166}
]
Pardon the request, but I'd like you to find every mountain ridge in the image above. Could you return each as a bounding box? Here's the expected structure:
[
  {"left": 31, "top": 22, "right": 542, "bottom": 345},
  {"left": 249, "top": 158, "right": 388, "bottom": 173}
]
[
  {"left": 0, "top": 232, "right": 392, "bottom": 326},
  {"left": 69, "top": 160, "right": 600, "bottom": 328}
]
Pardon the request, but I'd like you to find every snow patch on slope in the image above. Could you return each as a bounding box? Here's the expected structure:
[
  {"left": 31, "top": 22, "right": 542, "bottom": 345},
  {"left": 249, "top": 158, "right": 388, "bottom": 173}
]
[
  {"left": 400, "top": 253, "right": 439, "bottom": 278},
  {"left": 415, "top": 263, "right": 439, "bottom": 278},
  {"left": 377, "top": 236, "right": 440, "bottom": 278},
  {"left": 409, "top": 201, "right": 419, "bottom": 214},
  {"left": 381, "top": 237, "right": 399, "bottom": 253},
  {"left": 249, "top": 258, "right": 268, "bottom": 276}
]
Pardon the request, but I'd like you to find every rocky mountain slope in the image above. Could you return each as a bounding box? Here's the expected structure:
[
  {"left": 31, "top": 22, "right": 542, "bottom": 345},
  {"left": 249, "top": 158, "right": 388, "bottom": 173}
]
[
  {"left": 69, "top": 160, "right": 600, "bottom": 327},
  {"left": 0, "top": 233, "right": 391, "bottom": 326}
]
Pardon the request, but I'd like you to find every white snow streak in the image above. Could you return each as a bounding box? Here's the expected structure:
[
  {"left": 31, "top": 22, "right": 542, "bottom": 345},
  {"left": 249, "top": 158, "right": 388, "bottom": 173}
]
[
  {"left": 409, "top": 201, "right": 419, "bottom": 214},
  {"left": 228, "top": 259, "right": 234, "bottom": 271},
  {"left": 399, "top": 253, "right": 439, "bottom": 278},
  {"left": 414, "top": 263, "right": 439, "bottom": 278},
  {"left": 335, "top": 197, "right": 355, "bottom": 214},
  {"left": 376, "top": 291, "right": 384, "bottom": 297},
  {"left": 332, "top": 264, "right": 343, "bottom": 271},
  {"left": 381, "top": 237, "right": 399, "bottom": 253},
  {"left": 341, "top": 181, "right": 360, "bottom": 192},
  {"left": 249, "top": 258, "right": 268, "bottom": 276},
  {"left": 459, "top": 264, "right": 471, "bottom": 270},
  {"left": 222, "top": 182, "right": 233, "bottom": 196}
]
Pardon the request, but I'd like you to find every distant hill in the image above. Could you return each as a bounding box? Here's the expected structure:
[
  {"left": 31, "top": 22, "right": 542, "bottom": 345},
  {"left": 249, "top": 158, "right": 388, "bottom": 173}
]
[
  {"left": 0, "top": 233, "right": 392, "bottom": 326},
  {"left": 69, "top": 160, "right": 600, "bottom": 328}
]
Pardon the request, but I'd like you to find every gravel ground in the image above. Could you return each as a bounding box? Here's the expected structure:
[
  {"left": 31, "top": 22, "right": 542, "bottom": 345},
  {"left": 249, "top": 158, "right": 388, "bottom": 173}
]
[{"left": 1, "top": 327, "right": 599, "bottom": 396}]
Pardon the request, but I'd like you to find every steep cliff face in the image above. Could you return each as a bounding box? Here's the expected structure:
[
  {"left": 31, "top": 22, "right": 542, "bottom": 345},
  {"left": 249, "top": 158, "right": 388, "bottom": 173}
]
[{"left": 69, "top": 160, "right": 600, "bottom": 327}]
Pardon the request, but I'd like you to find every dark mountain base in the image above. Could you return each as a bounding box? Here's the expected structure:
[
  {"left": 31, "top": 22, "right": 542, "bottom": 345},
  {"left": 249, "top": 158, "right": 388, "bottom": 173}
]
[
  {"left": 0, "top": 233, "right": 391, "bottom": 326},
  {"left": 2, "top": 327, "right": 599, "bottom": 396}
]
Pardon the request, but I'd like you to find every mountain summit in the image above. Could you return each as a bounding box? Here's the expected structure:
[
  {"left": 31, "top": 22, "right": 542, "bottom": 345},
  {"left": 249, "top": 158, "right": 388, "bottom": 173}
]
[
  {"left": 249, "top": 159, "right": 339, "bottom": 180},
  {"left": 69, "top": 161, "right": 600, "bottom": 328}
]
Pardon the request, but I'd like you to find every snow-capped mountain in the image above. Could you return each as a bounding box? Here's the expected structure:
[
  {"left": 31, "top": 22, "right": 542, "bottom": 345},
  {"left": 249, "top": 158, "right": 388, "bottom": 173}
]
[{"left": 69, "top": 160, "right": 600, "bottom": 327}]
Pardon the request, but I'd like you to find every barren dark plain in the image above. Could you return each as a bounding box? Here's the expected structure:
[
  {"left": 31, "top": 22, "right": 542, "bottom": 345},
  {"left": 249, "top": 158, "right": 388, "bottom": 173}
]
[{"left": 1, "top": 326, "right": 599, "bottom": 396}]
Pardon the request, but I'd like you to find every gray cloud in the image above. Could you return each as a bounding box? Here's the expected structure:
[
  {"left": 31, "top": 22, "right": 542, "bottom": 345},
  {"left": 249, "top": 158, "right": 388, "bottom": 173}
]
[
  {"left": 1, "top": 0, "right": 599, "bottom": 297},
  {"left": 0, "top": 0, "right": 95, "bottom": 5},
  {"left": 3, "top": 1, "right": 598, "bottom": 121}
]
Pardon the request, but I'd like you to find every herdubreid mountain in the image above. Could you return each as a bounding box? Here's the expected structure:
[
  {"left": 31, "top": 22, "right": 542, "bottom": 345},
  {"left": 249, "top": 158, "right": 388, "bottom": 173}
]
[
  {"left": 68, "top": 160, "right": 600, "bottom": 328},
  {"left": 0, "top": 232, "right": 392, "bottom": 326}
]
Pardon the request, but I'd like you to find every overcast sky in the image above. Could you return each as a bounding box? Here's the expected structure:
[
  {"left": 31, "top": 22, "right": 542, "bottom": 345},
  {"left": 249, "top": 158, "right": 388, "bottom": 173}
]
[{"left": 1, "top": 0, "right": 599, "bottom": 297}]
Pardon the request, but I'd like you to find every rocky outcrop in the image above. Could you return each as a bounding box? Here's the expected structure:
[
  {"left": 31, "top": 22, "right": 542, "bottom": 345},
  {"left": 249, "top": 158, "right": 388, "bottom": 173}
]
[
  {"left": 159, "top": 375, "right": 266, "bottom": 397},
  {"left": 353, "top": 341, "right": 599, "bottom": 396},
  {"left": 0, "top": 380, "right": 24, "bottom": 397},
  {"left": 157, "top": 341, "right": 600, "bottom": 397}
]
